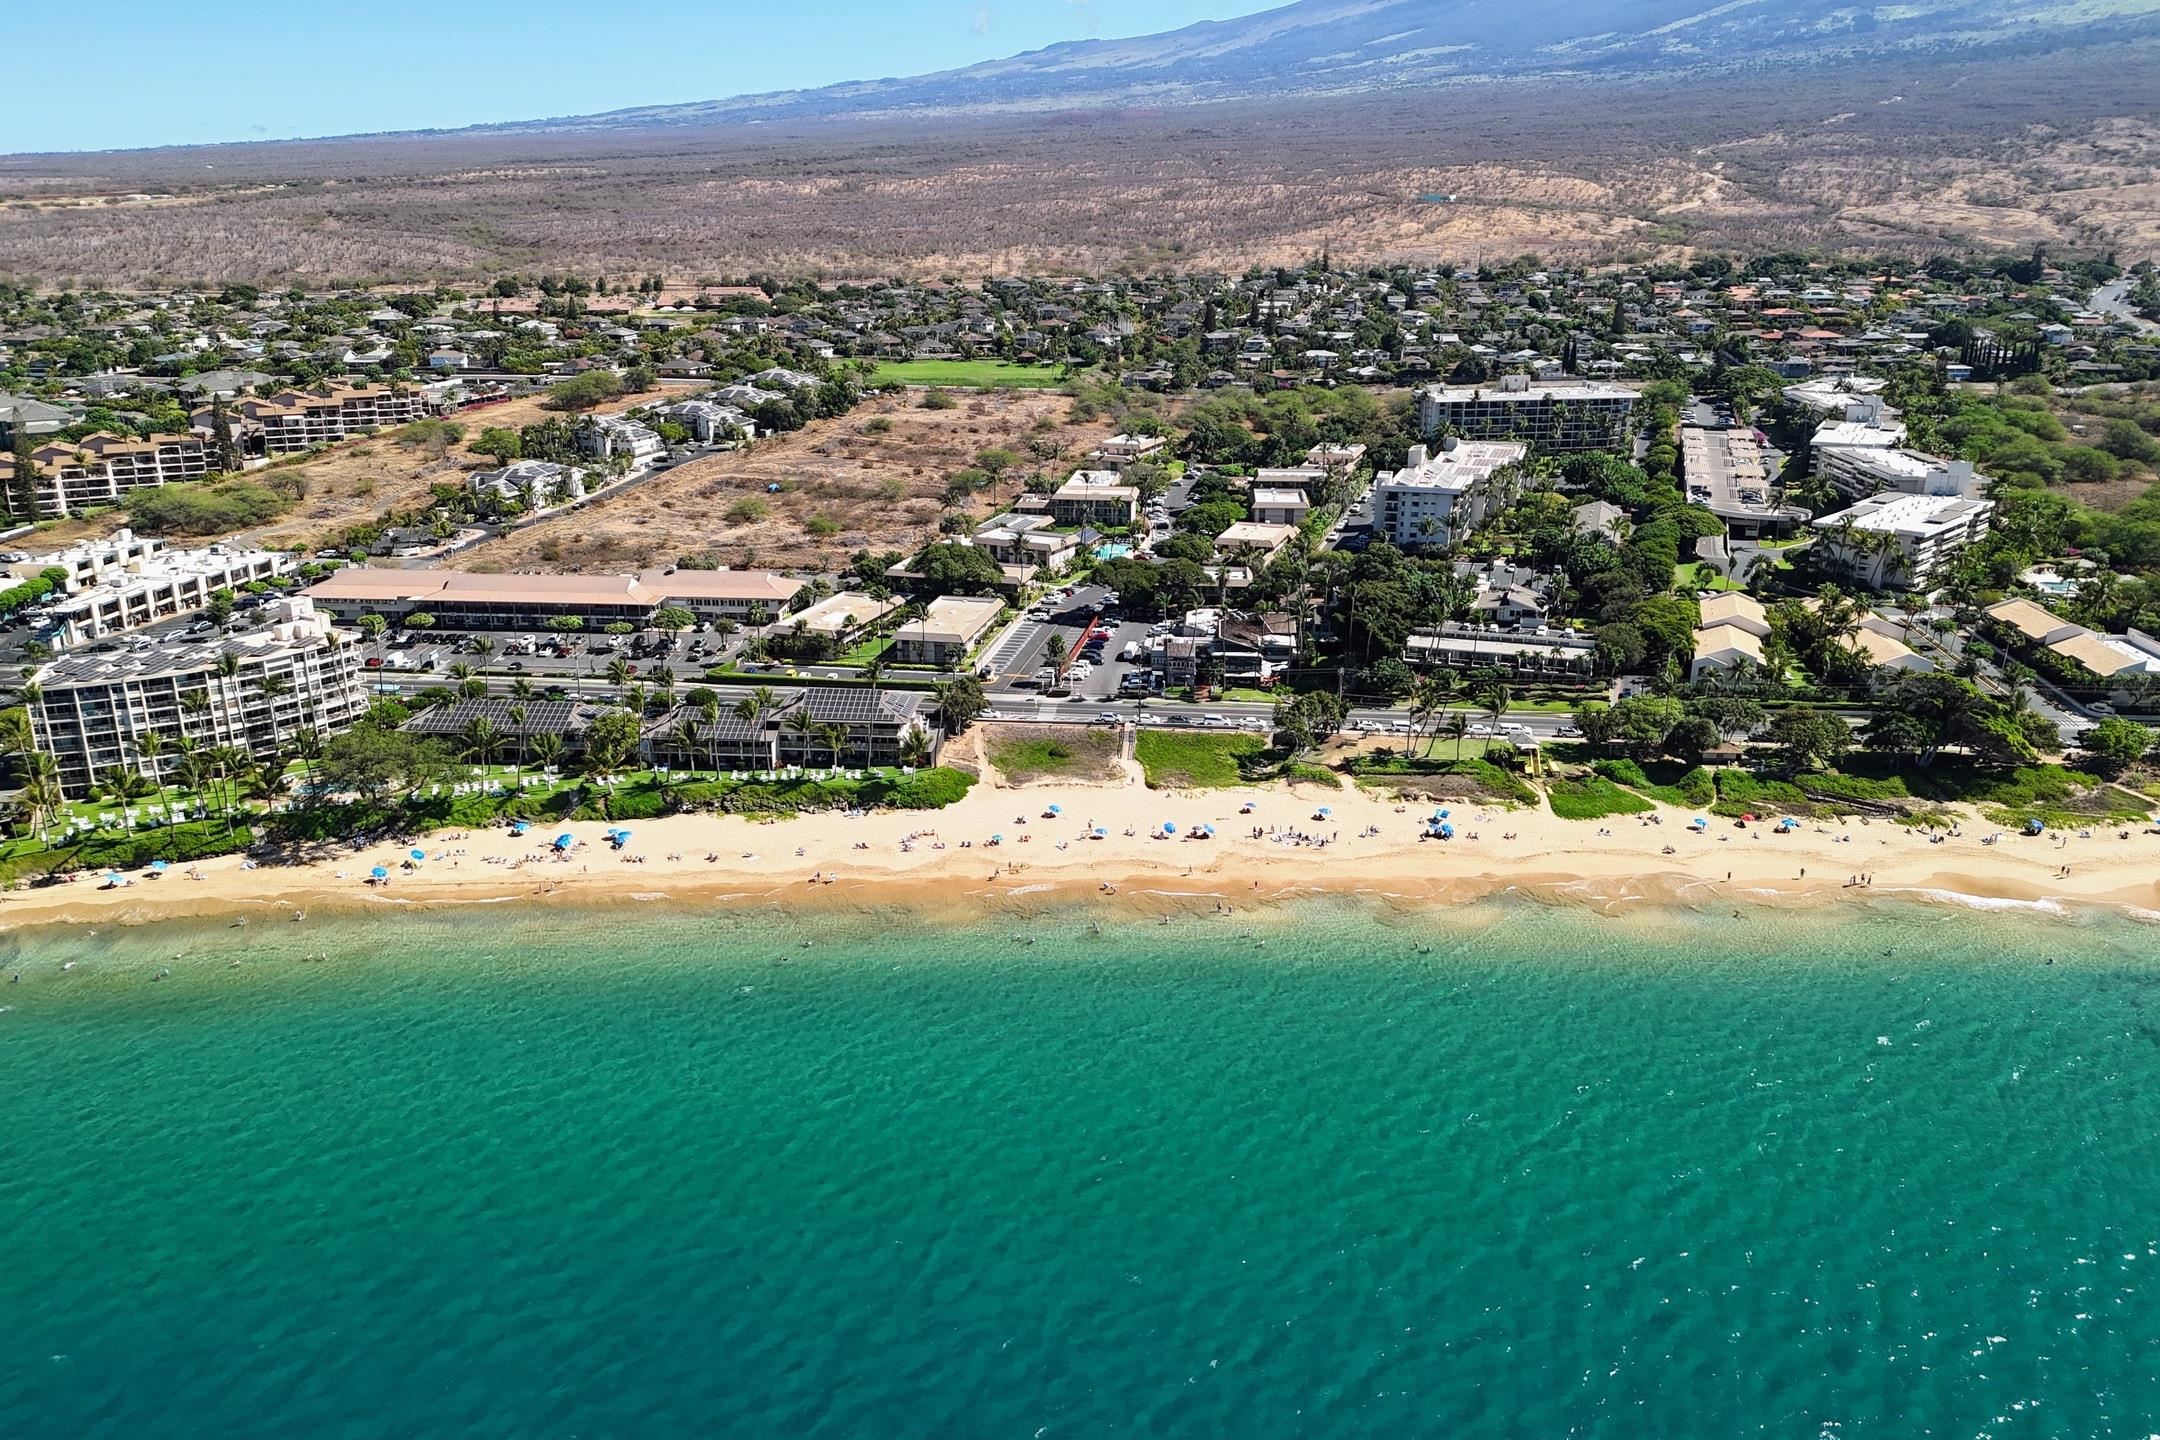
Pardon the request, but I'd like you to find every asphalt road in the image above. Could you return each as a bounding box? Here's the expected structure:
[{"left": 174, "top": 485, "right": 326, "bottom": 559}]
[{"left": 2092, "top": 277, "right": 2160, "bottom": 336}]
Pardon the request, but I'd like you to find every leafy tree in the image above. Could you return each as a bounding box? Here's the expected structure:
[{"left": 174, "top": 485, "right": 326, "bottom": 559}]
[
  {"left": 1766, "top": 705, "right": 1851, "bottom": 774},
  {"left": 1272, "top": 690, "right": 1345, "bottom": 758},
  {"left": 934, "top": 676, "right": 988, "bottom": 733},
  {"left": 914, "top": 542, "right": 1004, "bottom": 595},
  {"left": 2079, "top": 716, "right": 2154, "bottom": 775},
  {"left": 471, "top": 427, "right": 523, "bottom": 462}
]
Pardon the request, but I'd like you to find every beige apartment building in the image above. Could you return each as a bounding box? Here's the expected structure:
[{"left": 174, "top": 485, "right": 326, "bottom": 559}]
[
  {"left": 0, "top": 431, "right": 212, "bottom": 518},
  {"left": 214, "top": 383, "right": 432, "bottom": 454}
]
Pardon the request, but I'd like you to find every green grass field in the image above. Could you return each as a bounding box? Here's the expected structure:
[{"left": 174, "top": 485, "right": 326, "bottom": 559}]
[
  {"left": 1135, "top": 731, "right": 1265, "bottom": 788},
  {"left": 985, "top": 727, "right": 1124, "bottom": 784},
  {"left": 870, "top": 360, "right": 1068, "bottom": 390}
]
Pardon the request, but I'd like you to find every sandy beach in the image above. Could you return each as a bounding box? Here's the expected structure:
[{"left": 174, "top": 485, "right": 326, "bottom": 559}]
[{"left": 7, "top": 762, "right": 2159, "bottom": 933}]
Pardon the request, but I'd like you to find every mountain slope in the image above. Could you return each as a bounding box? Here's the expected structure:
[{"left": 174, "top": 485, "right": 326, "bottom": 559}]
[{"left": 500, "top": 0, "right": 2160, "bottom": 131}]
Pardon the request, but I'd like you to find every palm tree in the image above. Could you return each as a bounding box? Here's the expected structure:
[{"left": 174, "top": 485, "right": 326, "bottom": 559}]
[
  {"left": 180, "top": 689, "right": 211, "bottom": 739},
  {"left": 606, "top": 657, "right": 632, "bottom": 690},
  {"left": 899, "top": 726, "right": 933, "bottom": 769},
  {"left": 735, "top": 684, "right": 780, "bottom": 770},
  {"left": 213, "top": 651, "right": 243, "bottom": 746},
  {"left": 506, "top": 705, "right": 529, "bottom": 776},
  {"left": 462, "top": 715, "right": 503, "bottom": 771},
  {"left": 1408, "top": 667, "right": 1459, "bottom": 757},
  {"left": 1444, "top": 711, "right": 1471, "bottom": 764},
  {"left": 786, "top": 708, "right": 818, "bottom": 768},
  {"left": 819, "top": 722, "right": 850, "bottom": 773},
  {"left": 698, "top": 695, "right": 721, "bottom": 777},
  {"left": 99, "top": 765, "right": 156, "bottom": 811},
  {"left": 1478, "top": 681, "right": 1512, "bottom": 739},
  {"left": 528, "top": 732, "right": 566, "bottom": 775},
  {"left": 289, "top": 727, "right": 324, "bottom": 798},
  {"left": 252, "top": 671, "right": 293, "bottom": 747},
  {"left": 131, "top": 730, "right": 169, "bottom": 827},
  {"left": 208, "top": 744, "right": 250, "bottom": 836},
  {"left": 509, "top": 676, "right": 537, "bottom": 704},
  {"left": 171, "top": 736, "right": 205, "bottom": 824},
  {"left": 21, "top": 753, "right": 65, "bottom": 842}
]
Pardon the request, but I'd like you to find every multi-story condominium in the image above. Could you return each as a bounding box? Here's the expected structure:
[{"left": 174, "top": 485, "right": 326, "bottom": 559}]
[
  {"left": 1407, "top": 625, "right": 1597, "bottom": 678},
  {"left": 651, "top": 686, "right": 941, "bottom": 771},
  {"left": 302, "top": 568, "right": 805, "bottom": 631},
  {"left": 1371, "top": 440, "right": 1528, "bottom": 549},
  {"left": 1249, "top": 487, "right": 1312, "bottom": 526},
  {"left": 4, "top": 531, "right": 288, "bottom": 649},
  {"left": 889, "top": 595, "right": 1004, "bottom": 666},
  {"left": 0, "top": 431, "right": 212, "bottom": 518},
  {"left": 968, "top": 514, "right": 1080, "bottom": 580},
  {"left": 1816, "top": 446, "right": 1987, "bottom": 502},
  {"left": 577, "top": 415, "right": 663, "bottom": 468},
  {"left": 1090, "top": 433, "right": 1169, "bottom": 466},
  {"left": 213, "top": 383, "right": 431, "bottom": 454},
  {"left": 1048, "top": 471, "right": 1139, "bottom": 528},
  {"left": 27, "top": 598, "right": 365, "bottom": 796},
  {"left": 1810, "top": 492, "right": 1996, "bottom": 589},
  {"left": 649, "top": 400, "right": 754, "bottom": 444},
  {"left": 1415, "top": 374, "right": 1637, "bottom": 451},
  {"left": 1808, "top": 396, "right": 1907, "bottom": 476},
  {"left": 469, "top": 460, "right": 588, "bottom": 510}
]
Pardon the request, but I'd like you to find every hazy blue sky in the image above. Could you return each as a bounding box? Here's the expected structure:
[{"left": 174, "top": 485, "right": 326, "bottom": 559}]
[{"left": 1, "top": 0, "right": 1279, "bottom": 154}]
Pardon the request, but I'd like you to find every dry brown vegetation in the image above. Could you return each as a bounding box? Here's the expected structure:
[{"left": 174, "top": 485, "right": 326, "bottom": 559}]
[
  {"left": 448, "top": 388, "right": 1115, "bottom": 576},
  {"left": 3, "top": 50, "right": 2156, "bottom": 287}
]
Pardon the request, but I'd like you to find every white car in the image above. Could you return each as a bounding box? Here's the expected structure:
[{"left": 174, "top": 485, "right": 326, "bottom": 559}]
[{"left": 1468, "top": 723, "right": 1493, "bottom": 737}]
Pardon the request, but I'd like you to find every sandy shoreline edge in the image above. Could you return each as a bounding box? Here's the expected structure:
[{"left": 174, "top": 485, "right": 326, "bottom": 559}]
[{"left": 6, "top": 772, "right": 2157, "bottom": 937}]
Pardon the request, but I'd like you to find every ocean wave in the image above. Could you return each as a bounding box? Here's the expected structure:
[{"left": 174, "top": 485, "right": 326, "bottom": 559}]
[{"left": 1890, "top": 888, "right": 2067, "bottom": 914}]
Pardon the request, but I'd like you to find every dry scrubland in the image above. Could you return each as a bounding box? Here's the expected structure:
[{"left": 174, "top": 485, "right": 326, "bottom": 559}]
[
  {"left": 2, "top": 51, "right": 2156, "bottom": 285},
  {"left": 451, "top": 388, "right": 1116, "bottom": 576}
]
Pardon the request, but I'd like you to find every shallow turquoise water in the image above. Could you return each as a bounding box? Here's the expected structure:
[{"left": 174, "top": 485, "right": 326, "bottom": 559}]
[{"left": 2, "top": 899, "right": 2157, "bottom": 1438}]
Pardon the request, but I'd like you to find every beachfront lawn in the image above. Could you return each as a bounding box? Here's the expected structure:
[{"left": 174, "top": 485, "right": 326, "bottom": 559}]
[
  {"left": 1593, "top": 758, "right": 1716, "bottom": 809},
  {"left": 985, "top": 726, "right": 1123, "bottom": 784},
  {"left": 1545, "top": 775, "right": 1655, "bottom": 821},
  {"left": 871, "top": 360, "right": 1069, "bottom": 389},
  {"left": 1135, "top": 731, "right": 1266, "bottom": 788},
  {"left": 1343, "top": 753, "right": 1540, "bottom": 806}
]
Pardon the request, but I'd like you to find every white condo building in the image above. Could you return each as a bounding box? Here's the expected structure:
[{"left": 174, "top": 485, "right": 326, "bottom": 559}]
[
  {"left": 1810, "top": 492, "right": 1995, "bottom": 590},
  {"left": 1371, "top": 440, "right": 1528, "bottom": 549},
  {"left": 28, "top": 598, "right": 366, "bottom": 796},
  {"left": 5, "top": 530, "right": 289, "bottom": 649},
  {"left": 1415, "top": 374, "right": 1637, "bottom": 451}
]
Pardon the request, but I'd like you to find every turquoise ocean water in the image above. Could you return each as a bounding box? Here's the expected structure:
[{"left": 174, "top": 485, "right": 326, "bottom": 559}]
[{"left": 2, "top": 897, "right": 2157, "bottom": 1438}]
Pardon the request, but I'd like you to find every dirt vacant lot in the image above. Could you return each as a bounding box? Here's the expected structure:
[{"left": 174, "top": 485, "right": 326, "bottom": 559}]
[
  {"left": 450, "top": 388, "right": 1116, "bottom": 576},
  {"left": 243, "top": 385, "right": 679, "bottom": 551}
]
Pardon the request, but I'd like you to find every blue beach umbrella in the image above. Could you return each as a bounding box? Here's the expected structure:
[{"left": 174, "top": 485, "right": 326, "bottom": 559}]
[
  {"left": 992, "top": 834, "right": 1004, "bottom": 844},
  {"left": 1092, "top": 827, "right": 1107, "bottom": 838},
  {"left": 370, "top": 866, "right": 389, "bottom": 879},
  {"left": 409, "top": 848, "right": 426, "bottom": 861},
  {"left": 1162, "top": 822, "right": 1177, "bottom": 835},
  {"left": 1201, "top": 824, "right": 1215, "bottom": 837},
  {"left": 511, "top": 821, "right": 530, "bottom": 835},
  {"left": 104, "top": 871, "right": 122, "bottom": 883},
  {"left": 1316, "top": 806, "right": 1332, "bottom": 816},
  {"left": 149, "top": 860, "right": 169, "bottom": 871},
  {"left": 554, "top": 833, "right": 574, "bottom": 849},
  {"left": 1047, "top": 803, "right": 1062, "bottom": 816},
  {"left": 1440, "top": 823, "right": 1454, "bottom": 838}
]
